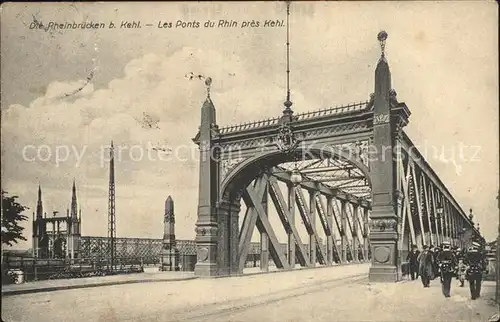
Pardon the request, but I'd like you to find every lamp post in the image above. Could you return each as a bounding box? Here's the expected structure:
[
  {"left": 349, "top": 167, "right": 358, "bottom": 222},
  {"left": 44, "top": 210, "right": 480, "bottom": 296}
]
[
  {"left": 436, "top": 207, "right": 444, "bottom": 244},
  {"left": 457, "top": 227, "right": 467, "bottom": 249}
]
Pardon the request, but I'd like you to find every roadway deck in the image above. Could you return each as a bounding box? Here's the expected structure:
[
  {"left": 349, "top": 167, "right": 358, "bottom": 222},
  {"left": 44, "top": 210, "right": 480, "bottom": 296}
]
[
  {"left": 2, "top": 263, "right": 498, "bottom": 322},
  {"left": 1, "top": 262, "right": 356, "bottom": 296},
  {"left": 1, "top": 270, "right": 196, "bottom": 296}
]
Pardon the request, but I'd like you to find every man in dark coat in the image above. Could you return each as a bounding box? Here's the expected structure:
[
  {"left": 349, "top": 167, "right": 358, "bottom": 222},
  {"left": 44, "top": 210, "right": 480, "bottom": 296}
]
[
  {"left": 406, "top": 244, "right": 420, "bottom": 280},
  {"left": 417, "top": 245, "right": 434, "bottom": 287},
  {"left": 429, "top": 244, "right": 438, "bottom": 279},
  {"left": 437, "top": 241, "right": 457, "bottom": 297},
  {"left": 464, "top": 242, "right": 487, "bottom": 300},
  {"left": 434, "top": 245, "right": 443, "bottom": 278}
]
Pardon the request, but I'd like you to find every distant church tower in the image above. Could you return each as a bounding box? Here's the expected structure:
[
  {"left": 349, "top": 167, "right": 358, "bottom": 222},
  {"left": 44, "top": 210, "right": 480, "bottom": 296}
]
[
  {"left": 32, "top": 185, "right": 47, "bottom": 258},
  {"left": 32, "top": 182, "right": 82, "bottom": 260},
  {"left": 68, "top": 180, "right": 82, "bottom": 259},
  {"left": 160, "top": 196, "right": 179, "bottom": 271}
]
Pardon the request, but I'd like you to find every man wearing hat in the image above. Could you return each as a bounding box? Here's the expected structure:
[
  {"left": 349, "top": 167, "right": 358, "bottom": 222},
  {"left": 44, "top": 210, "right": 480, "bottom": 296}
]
[
  {"left": 437, "top": 241, "right": 457, "bottom": 297},
  {"left": 417, "top": 245, "right": 434, "bottom": 287},
  {"left": 406, "top": 244, "right": 420, "bottom": 280},
  {"left": 464, "top": 241, "right": 487, "bottom": 300}
]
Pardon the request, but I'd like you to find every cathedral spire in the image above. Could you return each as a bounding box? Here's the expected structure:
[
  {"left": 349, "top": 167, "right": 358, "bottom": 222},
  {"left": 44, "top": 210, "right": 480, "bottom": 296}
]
[
  {"left": 36, "top": 185, "right": 43, "bottom": 218},
  {"left": 71, "top": 180, "right": 78, "bottom": 218}
]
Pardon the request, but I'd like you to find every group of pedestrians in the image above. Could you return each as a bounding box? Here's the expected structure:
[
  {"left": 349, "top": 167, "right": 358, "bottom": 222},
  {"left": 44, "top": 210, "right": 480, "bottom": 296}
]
[{"left": 405, "top": 241, "right": 487, "bottom": 299}]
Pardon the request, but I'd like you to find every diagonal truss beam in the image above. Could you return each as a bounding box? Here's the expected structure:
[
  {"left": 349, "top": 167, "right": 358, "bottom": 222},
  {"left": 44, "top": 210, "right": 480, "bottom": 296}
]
[
  {"left": 295, "top": 189, "right": 327, "bottom": 265},
  {"left": 332, "top": 199, "right": 355, "bottom": 261},
  {"left": 316, "top": 196, "right": 341, "bottom": 263},
  {"left": 400, "top": 159, "right": 417, "bottom": 247},
  {"left": 410, "top": 165, "right": 426, "bottom": 247},
  {"left": 268, "top": 176, "right": 311, "bottom": 267},
  {"left": 421, "top": 173, "right": 434, "bottom": 246},
  {"left": 242, "top": 175, "right": 290, "bottom": 272},
  {"left": 345, "top": 203, "right": 364, "bottom": 261},
  {"left": 353, "top": 206, "right": 366, "bottom": 261},
  {"left": 430, "top": 185, "right": 440, "bottom": 245},
  {"left": 238, "top": 176, "right": 266, "bottom": 271}
]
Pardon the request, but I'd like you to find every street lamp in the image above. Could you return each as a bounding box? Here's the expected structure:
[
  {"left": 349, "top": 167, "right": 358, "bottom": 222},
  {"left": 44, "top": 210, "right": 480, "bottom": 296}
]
[
  {"left": 458, "top": 227, "right": 467, "bottom": 249},
  {"left": 290, "top": 167, "right": 302, "bottom": 185},
  {"left": 436, "top": 207, "right": 444, "bottom": 243}
]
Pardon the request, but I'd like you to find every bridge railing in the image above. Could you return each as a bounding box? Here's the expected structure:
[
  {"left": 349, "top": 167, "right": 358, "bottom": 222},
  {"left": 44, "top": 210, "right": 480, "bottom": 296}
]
[
  {"left": 1, "top": 251, "right": 269, "bottom": 284},
  {"left": 219, "top": 117, "right": 281, "bottom": 134},
  {"left": 1, "top": 255, "right": 158, "bottom": 284},
  {"left": 294, "top": 101, "right": 369, "bottom": 122},
  {"left": 217, "top": 101, "right": 370, "bottom": 135}
]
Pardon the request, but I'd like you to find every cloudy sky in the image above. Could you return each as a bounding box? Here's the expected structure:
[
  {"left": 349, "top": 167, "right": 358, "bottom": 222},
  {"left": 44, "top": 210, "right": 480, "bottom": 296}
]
[{"left": 1, "top": 2, "right": 498, "bottom": 250}]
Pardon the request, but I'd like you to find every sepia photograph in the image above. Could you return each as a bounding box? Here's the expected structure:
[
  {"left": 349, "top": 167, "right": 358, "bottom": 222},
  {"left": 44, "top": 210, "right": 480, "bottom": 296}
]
[{"left": 1, "top": 1, "right": 499, "bottom": 321}]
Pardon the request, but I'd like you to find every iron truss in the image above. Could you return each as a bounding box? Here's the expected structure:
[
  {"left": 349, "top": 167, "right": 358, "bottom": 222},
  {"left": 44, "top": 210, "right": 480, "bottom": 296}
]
[{"left": 272, "top": 156, "right": 371, "bottom": 201}]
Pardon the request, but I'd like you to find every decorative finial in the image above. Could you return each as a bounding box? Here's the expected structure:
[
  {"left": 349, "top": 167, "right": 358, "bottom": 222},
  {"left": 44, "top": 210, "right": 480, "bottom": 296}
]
[
  {"left": 205, "top": 77, "right": 212, "bottom": 98},
  {"left": 377, "top": 30, "right": 388, "bottom": 58},
  {"left": 283, "top": 0, "right": 293, "bottom": 113}
]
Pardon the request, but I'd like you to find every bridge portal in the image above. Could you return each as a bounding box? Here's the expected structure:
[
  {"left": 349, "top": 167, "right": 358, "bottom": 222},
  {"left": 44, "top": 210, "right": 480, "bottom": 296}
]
[{"left": 192, "top": 32, "right": 482, "bottom": 282}]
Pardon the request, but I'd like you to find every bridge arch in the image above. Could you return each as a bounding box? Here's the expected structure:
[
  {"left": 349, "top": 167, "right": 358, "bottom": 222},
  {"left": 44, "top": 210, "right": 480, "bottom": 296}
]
[
  {"left": 210, "top": 143, "right": 374, "bottom": 275},
  {"left": 220, "top": 144, "right": 372, "bottom": 203}
]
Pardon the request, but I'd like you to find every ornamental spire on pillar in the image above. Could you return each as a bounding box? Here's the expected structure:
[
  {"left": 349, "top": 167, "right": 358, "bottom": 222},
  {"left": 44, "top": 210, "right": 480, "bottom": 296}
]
[
  {"left": 205, "top": 77, "right": 212, "bottom": 101},
  {"left": 375, "top": 31, "right": 391, "bottom": 110},
  {"left": 71, "top": 179, "right": 78, "bottom": 218},
  {"left": 282, "top": 1, "right": 294, "bottom": 121}
]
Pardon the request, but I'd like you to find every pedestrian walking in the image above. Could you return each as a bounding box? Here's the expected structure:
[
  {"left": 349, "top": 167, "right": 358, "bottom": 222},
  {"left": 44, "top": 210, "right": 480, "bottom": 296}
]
[
  {"left": 406, "top": 244, "right": 420, "bottom": 280},
  {"left": 464, "top": 241, "right": 487, "bottom": 300},
  {"left": 437, "top": 241, "right": 457, "bottom": 298},
  {"left": 417, "top": 245, "right": 434, "bottom": 287},
  {"left": 429, "top": 245, "right": 438, "bottom": 279}
]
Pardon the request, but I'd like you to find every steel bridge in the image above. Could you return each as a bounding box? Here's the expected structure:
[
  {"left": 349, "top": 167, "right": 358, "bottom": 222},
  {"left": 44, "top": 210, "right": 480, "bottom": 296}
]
[{"left": 191, "top": 32, "right": 483, "bottom": 282}]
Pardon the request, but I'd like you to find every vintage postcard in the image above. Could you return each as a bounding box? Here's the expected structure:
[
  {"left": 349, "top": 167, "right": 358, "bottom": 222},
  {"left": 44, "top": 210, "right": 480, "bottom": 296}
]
[{"left": 1, "top": 2, "right": 499, "bottom": 322}]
